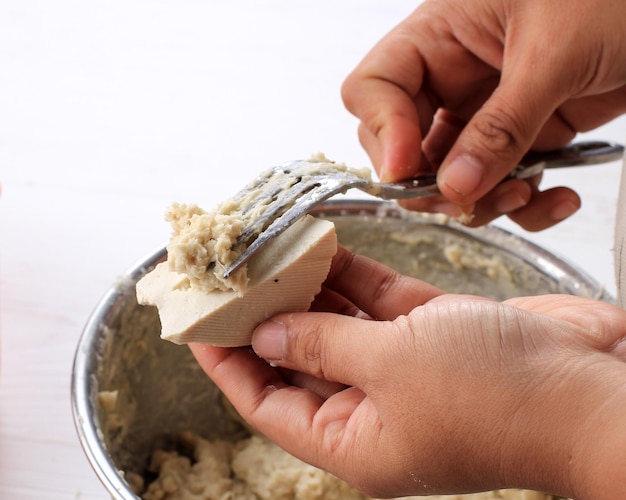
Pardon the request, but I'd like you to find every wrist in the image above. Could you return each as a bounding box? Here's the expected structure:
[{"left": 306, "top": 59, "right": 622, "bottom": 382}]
[{"left": 494, "top": 359, "right": 626, "bottom": 499}]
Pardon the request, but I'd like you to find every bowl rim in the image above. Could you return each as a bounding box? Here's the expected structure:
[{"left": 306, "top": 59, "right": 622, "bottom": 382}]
[{"left": 71, "top": 245, "right": 166, "bottom": 500}]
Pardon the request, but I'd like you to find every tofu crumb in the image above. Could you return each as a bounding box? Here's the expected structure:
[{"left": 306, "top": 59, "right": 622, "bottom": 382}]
[
  {"left": 142, "top": 432, "right": 555, "bottom": 500},
  {"left": 166, "top": 202, "right": 249, "bottom": 294},
  {"left": 97, "top": 390, "right": 119, "bottom": 412}
]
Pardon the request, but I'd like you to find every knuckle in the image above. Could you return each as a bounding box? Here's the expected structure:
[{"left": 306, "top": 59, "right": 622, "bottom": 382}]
[
  {"left": 474, "top": 115, "right": 517, "bottom": 152},
  {"left": 286, "top": 316, "right": 327, "bottom": 378},
  {"left": 369, "top": 270, "right": 406, "bottom": 314},
  {"left": 340, "top": 73, "right": 359, "bottom": 112},
  {"left": 468, "top": 100, "right": 531, "bottom": 162},
  {"left": 328, "top": 247, "right": 357, "bottom": 281}
]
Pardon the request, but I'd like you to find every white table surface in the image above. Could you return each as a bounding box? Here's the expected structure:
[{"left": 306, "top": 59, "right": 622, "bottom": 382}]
[{"left": 1, "top": 1, "right": 625, "bottom": 498}]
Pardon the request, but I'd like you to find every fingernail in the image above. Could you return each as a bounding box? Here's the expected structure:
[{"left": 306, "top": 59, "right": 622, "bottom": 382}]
[
  {"left": 441, "top": 155, "right": 484, "bottom": 197},
  {"left": 495, "top": 190, "right": 527, "bottom": 214},
  {"left": 252, "top": 320, "right": 286, "bottom": 361},
  {"left": 380, "top": 164, "right": 412, "bottom": 183},
  {"left": 379, "top": 166, "right": 391, "bottom": 183},
  {"left": 550, "top": 200, "right": 579, "bottom": 221}
]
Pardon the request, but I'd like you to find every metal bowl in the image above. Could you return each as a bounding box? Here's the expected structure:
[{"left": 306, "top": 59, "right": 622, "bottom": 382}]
[{"left": 72, "top": 200, "right": 611, "bottom": 499}]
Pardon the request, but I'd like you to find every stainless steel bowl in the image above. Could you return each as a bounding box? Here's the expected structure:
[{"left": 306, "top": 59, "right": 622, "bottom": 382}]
[{"left": 72, "top": 200, "right": 612, "bottom": 499}]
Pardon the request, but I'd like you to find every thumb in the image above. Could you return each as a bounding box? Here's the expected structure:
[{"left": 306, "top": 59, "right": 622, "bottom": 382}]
[
  {"left": 437, "top": 72, "right": 564, "bottom": 204},
  {"left": 252, "top": 312, "right": 392, "bottom": 386}
]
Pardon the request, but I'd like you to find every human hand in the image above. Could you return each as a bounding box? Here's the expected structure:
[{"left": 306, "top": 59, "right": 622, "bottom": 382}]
[
  {"left": 191, "top": 246, "right": 626, "bottom": 499},
  {"left": 341, "top": 0, "right": 626, "bottom": 229}
]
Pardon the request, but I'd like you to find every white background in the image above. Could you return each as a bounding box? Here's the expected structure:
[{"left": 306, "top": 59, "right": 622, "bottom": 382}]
[{"left": 1, "top": 1, "right": 624, "bottom": 498}]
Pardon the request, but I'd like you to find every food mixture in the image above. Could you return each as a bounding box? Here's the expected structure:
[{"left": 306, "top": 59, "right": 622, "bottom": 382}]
[
  {"left": 140, "top": 431, "right": 556, "bottom": 500},
  {"left": 165, "top": 202, "right": 249, "bottom": 294}
]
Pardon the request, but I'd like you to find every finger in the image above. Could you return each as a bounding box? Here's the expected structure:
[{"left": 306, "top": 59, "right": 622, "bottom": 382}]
[
  {"left": 505, "top": 187, "right": 580, "bottom": 231},
  {"left": 189, "top": 344, "right": 354, "bottom": 442},
  {"left": 254, "top": 385, "right": 372, "bottom": 474},
  {"left": 188, "top": 339, "right": 347, "bottom": 404},
  {"left": 284, "top": 369, "right": 349, "bottom": 400},
  {"left": 358, "top": 120, "right": 436, "bottom": 181},
  {"left": 342, "top": 29, "right": 434, "bottom": 181},
  {"left": 188, "top": 343, "right": 289, "bottom": 422},
  {"left": 310, "top": 285, "right": 358, "bottom": 314},
  {"left": 310, "top": 285, "right": 372, "bottom": 319},
  {"left": 461, "top": 182, "right": 579, "bottom": 230},
  {"left": 437, "top": 68, "right": 567, "bottom": 204},
  {"left": 325, "top": 245, "right": 445, "bottom": 320},
  {"left": 398, "top": 195, "right": 473, "bottom": 220},
  {"left": 555, "top": 87, "right": 626, "bottom": 133},
  {"left": 346, "top": 81, "right": 426, "bottom": 181},
  {"left": 461, "top": 178, "right": 533, "bottom": 227},
  {"left": 252, "top": 312, "right": 389, "bottom": 388},
  {"left": 504, "top": 295, "right": 626, "bottom": 350},
  {"left": 189, "top": 342, "right": 369, "bottom": 470},
  {"left": 529, "top": 110, "right": 577, "bottom": 151},
  {"left": 356, "top": 122, "right": 383, "bottom": 172},
  {"left": 421, "top": 110, "right": 465, "bottom": 168}
]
